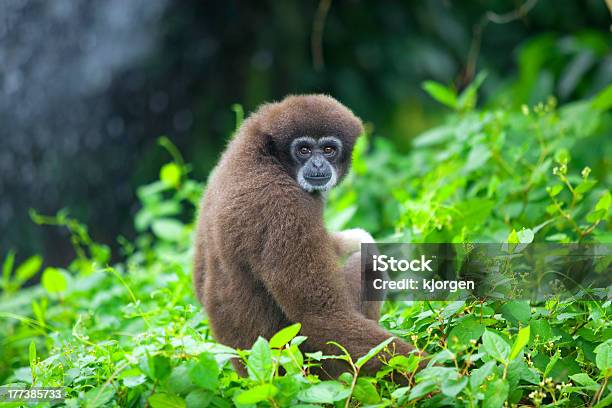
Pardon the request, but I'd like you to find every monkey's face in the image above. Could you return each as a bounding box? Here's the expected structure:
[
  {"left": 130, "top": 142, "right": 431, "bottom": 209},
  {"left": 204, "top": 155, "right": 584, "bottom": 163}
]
[
  {"left": 256, "top": 95, "right": 362, "bottom": 193},
  {"left": 290, "top": 136, "right": 343, "bottom": 193}
]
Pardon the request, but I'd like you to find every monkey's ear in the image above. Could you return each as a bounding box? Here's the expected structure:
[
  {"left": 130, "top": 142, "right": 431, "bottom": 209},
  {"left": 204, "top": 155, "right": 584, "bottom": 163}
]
[{"left": 259, "top": 133, "right": 276, "bottom": 158}]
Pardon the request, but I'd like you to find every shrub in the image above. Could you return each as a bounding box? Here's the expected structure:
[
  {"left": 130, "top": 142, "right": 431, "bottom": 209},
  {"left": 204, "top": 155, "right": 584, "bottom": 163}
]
[{"left": 0, "top": 81, "right": 610, "bottom": 407}]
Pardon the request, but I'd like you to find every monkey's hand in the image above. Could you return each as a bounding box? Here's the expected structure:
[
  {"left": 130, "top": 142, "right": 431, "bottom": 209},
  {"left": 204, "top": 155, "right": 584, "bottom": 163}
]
[{"left": 332, "top": 228, "right": 375, "bottom": 256}]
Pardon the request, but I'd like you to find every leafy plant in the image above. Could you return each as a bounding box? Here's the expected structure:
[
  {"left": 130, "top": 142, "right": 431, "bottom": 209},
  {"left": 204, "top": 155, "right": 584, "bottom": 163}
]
[{"left": 0, "top": 77, "right": 610, "bottom": 407}]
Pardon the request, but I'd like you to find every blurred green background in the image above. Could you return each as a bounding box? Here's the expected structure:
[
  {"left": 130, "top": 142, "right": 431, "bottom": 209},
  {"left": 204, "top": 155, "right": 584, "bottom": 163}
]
[{"left": 1, "top": 0, "right": 610, "bottom": 267}]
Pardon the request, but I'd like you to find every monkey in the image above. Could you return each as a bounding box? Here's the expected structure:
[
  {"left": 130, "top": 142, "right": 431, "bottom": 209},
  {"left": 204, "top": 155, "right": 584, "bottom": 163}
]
[{"left": 193, "top": 94, "right": 423, "bottom": 378}]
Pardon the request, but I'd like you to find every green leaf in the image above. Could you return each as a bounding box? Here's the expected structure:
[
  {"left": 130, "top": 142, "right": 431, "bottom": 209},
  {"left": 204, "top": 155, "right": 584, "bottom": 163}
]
[
  {"left": 503, "top": 229, "right": 519, "bottom": 254},
  {"left": 507, "top": 229, "right": 519, "bottom": 244},
  {"left": 123, "top": 375, "right": 146, "bottom": 388},
  {"left": 587, "top": 209, "right": 606, "bottom": 223},
  {"left": 351, "top": 135, "right": 368, "bottom": 175},
  {"left": 545, "top": 233, "right": 568, "bottom": 242},
  {"left": 269, "top": 323, "right": 301, "bottom": 349},
  {"left": 388, "top": 354, "right": 419, "bottom": 372},
  {"left": 234, "top": 384, "right": 278, "bottom": 404},
  {"left": 189, "top": 353, "right": 219, "bottom": 391},
  {"left": 548, "top": 184, "right": 564, "bottom": 197},
  {"left": 454, "top": 198, "right": 494, "bottom": 227},
  {"left": 297, "top": 381, "right": 351, "bottom": 403},
  {"left": 483, "top": 379, "right": 508, "bottom": 408},
  {"left": 482, "top": 331, "right": 510, "bottom": 363},
  {"left": 352, "top": 378, "right": 381, "bottom": 404},
  {"left": 470, "top": 361, "right": 496, "bottom": 391},
  {"left": 149, "top": 393, "right": 186, "bottom": 408},
  {"left": 31, "top": 299, "right": 46, "bottom": 323},
  {"left": 501, "top": 301, "right": 531, "bottom": 325},
  {"left": 594, "top": 392, "right": 612, "bottom": 408},
  {"left": 2, "top": 250, "right": 15, "bottom": 289},
  {"left": 291, "top": 335, "right": 307, "bottom": 346},
  {"left": 141, "top": 354, "right": 171, "bottom": 382},
  {"left": 408, "top": 380, "right": 437, "bottom": 401},
  {"left": 185, "top": 390, "right": 213, "bottom": 408},
  {"left": 160, "top": 163, "right": 182, "bottom": 188},
  {"left": 509, "top": 326, "right": 530, "bottom": 361},
  {"left": 529, "top": 319, "right": 553, "bottom": 343},
  {"left": 554, "top": 148, "right": 570, "bottom": 164},
  {"left": 137, "top": 180, "right": 168, "bottom": 200},
  {"left": 273, "top": 375, "right": 302, "bottom": 406},
  {"left": 16, "top": 255, "right": 43, "bottom": 283},
  {"left": 429, "top": 349, "right": 456, "bottom": 365},
  {"left": 591, "top": 84, "right": 612, "bottom": 111},
  {"left": 412, "top": 125, "right": 453, "bottom": 147},
  {"left": 440, "top": 301, "right": 465, "bottom": 318},
  {"left": 355, "top": 337, "right": 394, "bottom": 369},
  {"left": 529, "top": 159, "right": 552, "bottom": 184},
  {"left": 280, "top": 344, "right": 303, "bottom": 375},
  {"left": 575, "top": 179, "right": 597, "bottom": 194},
  {"left": 457, "top": 71, "right": 488, "bottom": 110},
  {"left": 595, "top": 190, "right": 611, "bottom": 213},
  {"left": 448, "top": 317, "right": 485, "bottom": 348},
  {"left": 544, "top": 350, "right": 560, "bottom": 377},
  {"left": 167, "top": 365, "right": 195, "bottom": 395},
  {"left": 517, "top": 228, "right": 534, "bottom": 244},
  {"left": 151, "top": 218, "right": 185, "bottom": 241},
  {"left": 441, "top": 375, "right": 468, "bottom": 397},
  {"left": 463, "top": 144, "right": 491, "bottom": 173},
  {"left": 84, "top": 386, "right": 116, "bottom": 408},
  {"left": 391, "top": 386, "right": 409, "bottom": 400},
  {"left": 247, "top": 337, "right": 273, "bottom": 383},
  {"left": 512, "top": 360, "right": 539, "bottom": 385},
  {"left": 28, "top": 341, "right": 36, "bottom": 366},
  {"left": 41, "top": 267, "right": 67, "bottom": 294},
  {"left": 422, "top": 81, "right": 457, "bottom": 109},
  {"left": 594, "top": 341, "right": 612, "bottom": 375},
  {"left": 231, "top": 104, "right": 244, "bottom": 132},
  {"left": 569, "top": 373, "right": 599, "bottom": 391}
]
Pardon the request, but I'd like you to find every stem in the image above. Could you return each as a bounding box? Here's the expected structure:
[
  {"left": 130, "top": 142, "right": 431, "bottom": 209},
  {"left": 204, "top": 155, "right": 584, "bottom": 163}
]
[
  {"left": 550, "top": 199, "right": 583, "bottom": 237},
  {"left": 463, "top": 0, "right": 539, "bottom": 83},
  {"left": 580, "top": 220, "right": 601, "bottom": 239},
  {"left": 285, "top": 345, "right": 309, "bottom": 377},
  {"left": 145, "top": 379, "right": 159, "bottom": 408},
  {"left": 591, "top": 375, "right": 609, "bottom": 406},
  {"left": 158, "top": 136, "right": 185, "bottom": 168},
  {"left": 311, "top": 0, "right": 332, "bottom": 71},
  {"left": 105, "top": 267, "right": 151, "bottom": 328},
  {"left": 344, "top": 361, "right": 359, "bottom": 408},
  {"left": 558, "top": 173, "right": 578, "bottom": 208},
  {"left": 491, "top": 150, "right": 516, "bottom": 178}
]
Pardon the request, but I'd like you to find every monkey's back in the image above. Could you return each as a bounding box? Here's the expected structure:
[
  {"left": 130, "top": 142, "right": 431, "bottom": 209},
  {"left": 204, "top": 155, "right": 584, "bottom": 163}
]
[{"left": 193, "top": 137, "right": 299, "bottom": 350}]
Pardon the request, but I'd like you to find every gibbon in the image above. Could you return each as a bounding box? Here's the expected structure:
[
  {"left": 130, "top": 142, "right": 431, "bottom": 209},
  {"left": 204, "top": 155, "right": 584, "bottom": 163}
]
[{"left": 193, "top": 94, "right": 422, "bottom": 377}]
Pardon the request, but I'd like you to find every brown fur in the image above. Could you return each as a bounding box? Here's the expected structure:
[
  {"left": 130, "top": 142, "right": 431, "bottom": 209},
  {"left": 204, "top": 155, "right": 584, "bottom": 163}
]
[{"left": 193, "top": 94, "right": 421, "bottom": 377}]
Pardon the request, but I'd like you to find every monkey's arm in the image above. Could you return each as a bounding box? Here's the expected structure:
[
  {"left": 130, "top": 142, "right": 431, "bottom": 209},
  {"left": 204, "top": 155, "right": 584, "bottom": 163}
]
[
  {"left": 255, "top": 218, "right": 423, "bottom": 376},
  {"left": 332, "top": 228, "right": 374, "bottom": 256}
]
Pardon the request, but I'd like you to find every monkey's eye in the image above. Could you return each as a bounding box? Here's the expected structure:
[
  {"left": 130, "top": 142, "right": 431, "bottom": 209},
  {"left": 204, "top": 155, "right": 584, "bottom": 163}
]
[
  {"left": 298, "top": 146, "right": 311, "bottom": 156},
  {"left": 322, "top": 146, "right": 336, "bottom": 155}
]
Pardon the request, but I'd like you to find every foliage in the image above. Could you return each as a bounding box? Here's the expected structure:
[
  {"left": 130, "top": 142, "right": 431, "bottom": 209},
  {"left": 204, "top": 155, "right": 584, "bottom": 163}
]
[
  {"left": 0, "top": 78, "right": 611, "bottom": 407},
  {"left": 326, "top": 83, "right": 611, "bottom": 245}
]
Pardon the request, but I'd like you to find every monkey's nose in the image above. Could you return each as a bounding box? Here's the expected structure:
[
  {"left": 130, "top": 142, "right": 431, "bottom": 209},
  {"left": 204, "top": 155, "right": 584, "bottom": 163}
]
[{"left": 312, "top": 158, "right": 323, "bottom": 168}]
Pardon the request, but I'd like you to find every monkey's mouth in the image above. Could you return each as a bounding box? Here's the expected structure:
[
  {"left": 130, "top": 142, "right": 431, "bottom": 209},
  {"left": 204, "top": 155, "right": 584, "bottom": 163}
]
[{"left": 304, "top": 174, "right": 332, "bottom": 186}]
